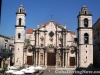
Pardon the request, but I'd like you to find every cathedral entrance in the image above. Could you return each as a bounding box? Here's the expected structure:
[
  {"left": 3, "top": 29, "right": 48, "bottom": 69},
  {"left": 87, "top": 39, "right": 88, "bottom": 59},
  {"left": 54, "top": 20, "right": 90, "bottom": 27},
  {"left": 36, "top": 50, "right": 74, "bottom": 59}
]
[
  {"left": 27, "top": 56, "right": 33, "bottom": 65},
  {"left": 47, "top": 53, "right": 56, "bottom": 66},
  {"left": 70, "top": 57, "right": 75, "bottom": 66}
]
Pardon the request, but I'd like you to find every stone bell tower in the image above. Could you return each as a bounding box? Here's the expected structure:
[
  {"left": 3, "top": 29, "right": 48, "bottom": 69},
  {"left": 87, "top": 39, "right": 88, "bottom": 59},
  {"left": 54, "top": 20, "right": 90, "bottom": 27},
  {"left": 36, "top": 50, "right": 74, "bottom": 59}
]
[
  {"left": 77, "top": 5, "right": 93, "bottom": 68},
  {"left": 14, "top": 4, "right": 26, "bottom": 67}
]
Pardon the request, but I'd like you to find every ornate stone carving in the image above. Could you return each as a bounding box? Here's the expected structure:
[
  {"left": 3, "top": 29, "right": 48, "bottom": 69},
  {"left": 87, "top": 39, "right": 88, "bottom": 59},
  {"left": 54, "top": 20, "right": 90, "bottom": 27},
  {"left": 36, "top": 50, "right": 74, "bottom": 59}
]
[{"left": 40, "top": 36, "right": 44, "bottom": 40}]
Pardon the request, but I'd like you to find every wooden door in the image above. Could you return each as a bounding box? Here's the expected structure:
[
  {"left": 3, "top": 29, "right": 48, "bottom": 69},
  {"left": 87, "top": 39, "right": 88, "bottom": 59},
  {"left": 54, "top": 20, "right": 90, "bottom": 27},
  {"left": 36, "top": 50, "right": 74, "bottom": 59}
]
[
  {"left": 27, "top": 56, "right": 33, "bottom": 65},
  {"left": 47, "top": 53, "right": 56, "bottom": 66},
  {"left": 70, "top": 57, "right": 75, "bottom": 66}
]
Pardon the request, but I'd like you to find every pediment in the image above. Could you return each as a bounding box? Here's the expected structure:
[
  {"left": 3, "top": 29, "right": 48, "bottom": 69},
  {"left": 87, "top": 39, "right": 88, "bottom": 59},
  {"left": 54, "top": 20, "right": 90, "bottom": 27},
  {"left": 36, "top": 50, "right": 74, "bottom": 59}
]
[{"left": 36, "top": 21, "right": 65, "bottom": 30}]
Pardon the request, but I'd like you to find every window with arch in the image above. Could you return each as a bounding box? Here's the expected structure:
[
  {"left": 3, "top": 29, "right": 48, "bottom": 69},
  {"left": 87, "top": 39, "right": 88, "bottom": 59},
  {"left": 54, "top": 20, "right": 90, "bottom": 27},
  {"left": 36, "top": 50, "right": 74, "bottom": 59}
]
[
  {"left": 20, "top": 9, "right": 21, "bottom": 13},
  {"left": 84, "top": 33, "right": 89, "bottom": 44},
  {"left": 84, "top": 18, "right": 88, "bottom": 27},
  {"left": 19, "top": 18, "right": 22, "bottom": 25},
  {"left": 85, "top": 11, "right": 87, "bottom": 15},
  {"left": 18, "top": 33, "right": 21, "bottom": 39}
]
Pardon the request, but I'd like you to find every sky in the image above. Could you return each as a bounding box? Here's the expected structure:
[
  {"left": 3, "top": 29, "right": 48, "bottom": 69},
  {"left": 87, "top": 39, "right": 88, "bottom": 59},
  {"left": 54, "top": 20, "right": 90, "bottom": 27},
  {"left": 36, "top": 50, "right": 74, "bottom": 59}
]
[{"left": 0, "top": 0, "right": 100, "bottom": 37}]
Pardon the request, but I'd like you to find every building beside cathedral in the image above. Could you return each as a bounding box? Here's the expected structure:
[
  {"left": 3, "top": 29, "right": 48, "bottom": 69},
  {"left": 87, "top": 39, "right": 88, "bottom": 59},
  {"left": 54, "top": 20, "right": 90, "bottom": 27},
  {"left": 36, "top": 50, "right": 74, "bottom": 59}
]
[
  {"left": 14, "top": 5, "right": 93, "bottom": 69},
  {"left": 0, "top": 34, "right": 14, "bottom": 68},
  {"left": 93, "top": 18, "right": 100, "bottom": 67}
]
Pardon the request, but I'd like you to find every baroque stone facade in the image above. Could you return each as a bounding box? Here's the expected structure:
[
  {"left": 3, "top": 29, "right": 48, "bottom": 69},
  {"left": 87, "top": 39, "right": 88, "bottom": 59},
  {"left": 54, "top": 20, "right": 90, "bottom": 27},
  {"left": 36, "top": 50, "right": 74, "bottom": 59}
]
[
  {"left": 14, "top": 5, "right": 93, "bottom": 69},
  {"left": 25, "top": 21, "right": 77, "bottom": 68}
]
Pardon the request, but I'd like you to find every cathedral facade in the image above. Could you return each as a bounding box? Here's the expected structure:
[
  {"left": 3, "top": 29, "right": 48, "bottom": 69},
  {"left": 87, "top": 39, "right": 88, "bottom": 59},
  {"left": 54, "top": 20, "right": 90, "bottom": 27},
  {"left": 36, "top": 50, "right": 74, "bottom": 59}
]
[{"left": 14, "top": 5, "right": 93, "bottom": 69}]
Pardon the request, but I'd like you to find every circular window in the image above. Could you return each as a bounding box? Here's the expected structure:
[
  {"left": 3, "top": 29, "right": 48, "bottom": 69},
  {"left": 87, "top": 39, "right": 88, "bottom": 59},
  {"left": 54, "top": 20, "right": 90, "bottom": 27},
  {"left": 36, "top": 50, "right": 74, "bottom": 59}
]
[
  {"left": 71, "top": 50, "right": 74, "bottom": 54},
  {"left": 28, "top": 49, "right": 32, "bottom": 53}
]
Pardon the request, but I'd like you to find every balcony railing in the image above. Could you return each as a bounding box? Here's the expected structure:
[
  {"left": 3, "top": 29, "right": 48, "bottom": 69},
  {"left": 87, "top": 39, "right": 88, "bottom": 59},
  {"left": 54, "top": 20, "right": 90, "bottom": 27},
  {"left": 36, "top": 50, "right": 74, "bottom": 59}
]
[{"left": 0, "top": 49, "right": 13, "bottom": 56}]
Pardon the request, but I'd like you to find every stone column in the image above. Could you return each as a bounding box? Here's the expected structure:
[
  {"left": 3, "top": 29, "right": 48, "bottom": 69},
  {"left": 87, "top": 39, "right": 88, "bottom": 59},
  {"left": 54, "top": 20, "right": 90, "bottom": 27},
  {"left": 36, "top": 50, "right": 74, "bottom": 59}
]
[
  {"left": 56, "top": 50, "right": 58, "bottom": 68},
  {"left": 34, "top": 51, "right": 35, "bottom": 65},
  {"left": 64, "top": 33, "right": 66, "bottom": 47},
  {"left": 37, "top": 50, "right": 39, "bottom": 66},
  {"left": 60, "top": 51, "right": 62, "bottom": 67},
  {"left": 24, "top": 52, "right": 26, "bottom": 65},
  {"left": 62, "top": 50, "right": 64, "bottom": 67},
  {"left": 44, "top": 32, "right": 46, "bottom": 46},
  {"left": 65, "top": 50, "right": 67, "bottom": 68},
  {"left": 44, "top": 50, "right": 45, "bottom": 66},
  {"left": 33, "top": 51, "right": 34, "bottom": 65},
  {"left": 62, "top": 32, "right": 66, "bottom": 47},
  {"left": 66, "top": 51, "right": 69, "bottom": 67},
  {"left": 23, "top": 52, "right": 25, "bottom": 65},
  {"left": 77, "top": 50, "right": 79, "bottom": 67},
  {"left": 36, "top": 50, "right": 38, "bottom": 66},
  {"left": 57, "top": 34, "right": 58, "bottom": 47},
  {"left": 44, "top": 50, "right": 47, "bottom": 67},
  {"left": 38, "top": 32, "right": 40, "bottom": 46},
  {"left": 36, "top": 31, "right": 38, "bottom": 46},
  {"left": 38, "top": 50, "right": 40, "bottom": 65}
]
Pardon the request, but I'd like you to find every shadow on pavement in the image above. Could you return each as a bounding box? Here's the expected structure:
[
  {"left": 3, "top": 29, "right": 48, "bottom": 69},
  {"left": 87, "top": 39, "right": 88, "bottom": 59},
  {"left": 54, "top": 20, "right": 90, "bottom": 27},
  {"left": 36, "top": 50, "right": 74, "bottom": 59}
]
[{"left": 73, "top": 64, "right": 100, "bottom": 75}]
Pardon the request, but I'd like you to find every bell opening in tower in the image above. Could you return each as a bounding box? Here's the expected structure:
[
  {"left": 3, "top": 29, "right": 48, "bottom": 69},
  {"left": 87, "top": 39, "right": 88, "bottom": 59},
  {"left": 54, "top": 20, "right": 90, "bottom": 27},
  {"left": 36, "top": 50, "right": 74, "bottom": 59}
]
[
  {"left": 19, "top": 18, "right": 22, "bottom": 25},
  {"left": 84, "top": 18, "right": 88, "bottom": 27}
]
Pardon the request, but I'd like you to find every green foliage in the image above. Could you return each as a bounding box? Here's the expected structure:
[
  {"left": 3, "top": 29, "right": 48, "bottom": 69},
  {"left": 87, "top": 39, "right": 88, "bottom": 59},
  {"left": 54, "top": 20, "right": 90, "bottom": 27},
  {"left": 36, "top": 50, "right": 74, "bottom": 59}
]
[
  {"left": 0, "top": 69, "right": 5, "bottom": 73},
  {"left": 0, "top": 64, "right": 8, "bottom": 73},
  {"left": 3, "top": 64, "right": 8, "bottom": 71}
]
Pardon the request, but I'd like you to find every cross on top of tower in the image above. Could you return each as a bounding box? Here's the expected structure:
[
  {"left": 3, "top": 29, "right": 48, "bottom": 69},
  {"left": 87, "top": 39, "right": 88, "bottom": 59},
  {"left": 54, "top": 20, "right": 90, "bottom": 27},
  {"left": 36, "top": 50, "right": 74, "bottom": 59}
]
[
  {"left": 20, "top": 4, "right": 23, "bottom": 7},
  {"left": 50, "top": 15, "right": 53, "bottom": 21},
  {"left": 84, "top": 3, "right": 85, "bottom": 4}
]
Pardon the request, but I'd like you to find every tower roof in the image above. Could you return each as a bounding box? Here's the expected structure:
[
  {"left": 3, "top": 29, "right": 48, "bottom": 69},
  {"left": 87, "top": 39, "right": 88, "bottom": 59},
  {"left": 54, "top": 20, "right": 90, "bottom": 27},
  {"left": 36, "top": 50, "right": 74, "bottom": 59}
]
[
  {"left": 77, "top": 5, "right": 92, "bottom": 17},
  {"left": 16, "top": 4, "right": 26, "bottom": 15}
]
